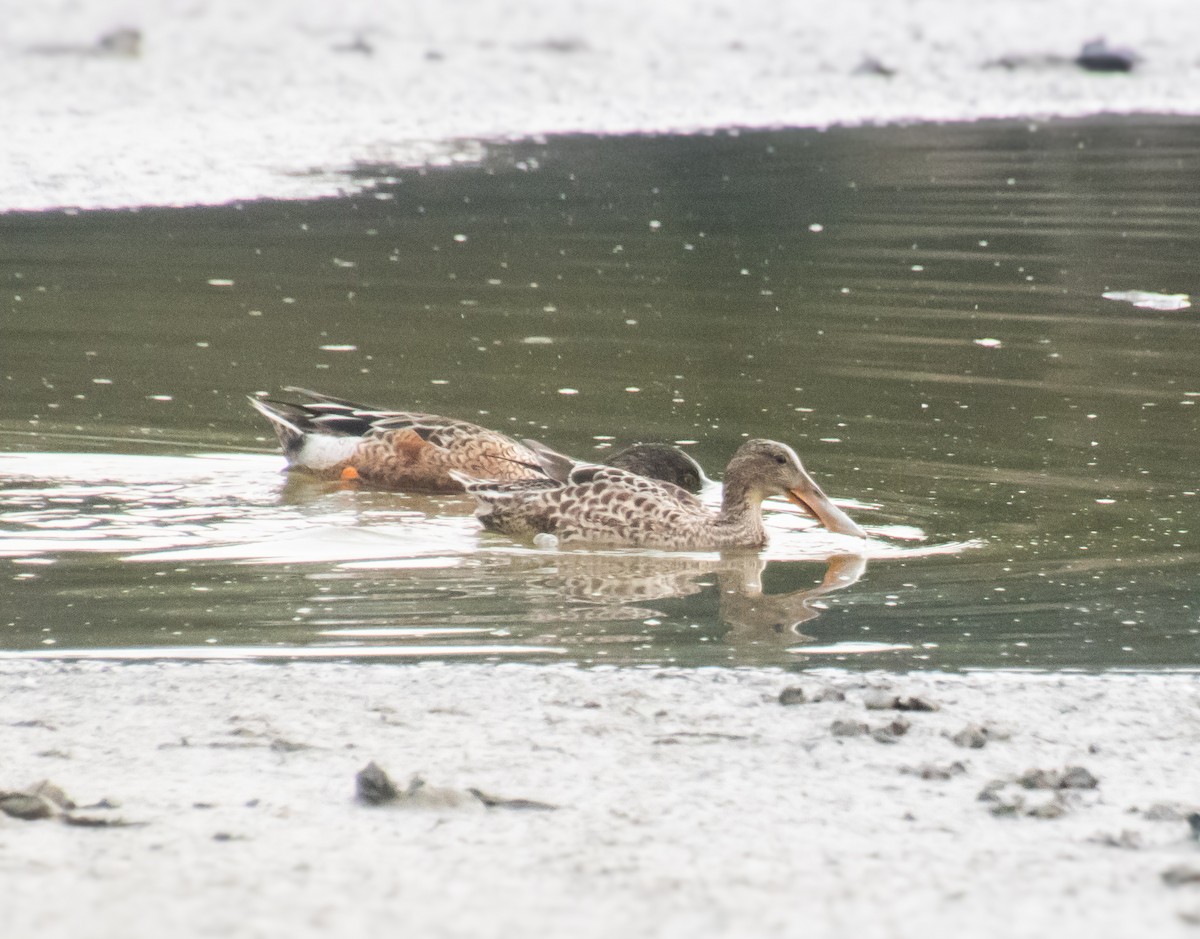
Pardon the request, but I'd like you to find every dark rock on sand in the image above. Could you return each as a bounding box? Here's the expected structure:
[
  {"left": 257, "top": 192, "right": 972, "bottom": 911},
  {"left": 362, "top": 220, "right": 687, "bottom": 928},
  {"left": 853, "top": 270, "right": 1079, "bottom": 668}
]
[
  {"left": 1019, "top": 766, "right": 1099, "bottom": 790},
  {"left": 981, "top": 785, "right": 1067, "bottom": 819},
  {"left": 863, "top": 691, "right": 900, "bottom": 710},
  {"left": 978, "top": 779, "right": 1007, "bottom": 802},
  {"left": 852, "top": 56, "right": 896, "bottom": 78},
  {"left": 1, "top": 780, "right": 134, "bottom": 826},
  {"left": 865, "top": 691, "right": 939, "bottom": 712},
  {"left": 871, "top": 717, "right": 912, "bottom": 744},
  {"left": 1139, "top": 802, "right": 1200, "bottom": 823},
  {"left": 356, "top": 761, "right": 401, "bottom": 806},
  {"left": 356, "top": 762, "right": 556, "bottom": 811},
  {"left": 0, "top": 792, "right": 57, "bottom": 821},
  {"left": 984, "top": 38, "right": 1139, "bottom": 74},
  {"left": 1162, "top": 864, "right": 1200, "bottom": 887},
  {"left": 979, "top": 766, "right": 1100, "bottom": 821},
  {"left": 1088, "top": 829, "right": 1143, "bottom": 849},
  {"left": 0, "top": 780, "right": 74, "bottom": 820},
  {"left": 1026, "top": 800, "right": 1067, "bottom": 820},
  {"left": 26, "top": 27, "right": 142, "bottom": 58},
  {"left": 951, "top": 724, "right": 990, "bottom": 749},
  {"left": 778, "top": 687, "right": 807, "bottom": 706},
  {"left": 1076, "top": 38, "right": 1138, "bottom": 72},
  {"left": 896, "top": 695, "right": 939, "bottom": 712},
  {"left": 902, "top": 761, "right": 967, "bottom": 781}
]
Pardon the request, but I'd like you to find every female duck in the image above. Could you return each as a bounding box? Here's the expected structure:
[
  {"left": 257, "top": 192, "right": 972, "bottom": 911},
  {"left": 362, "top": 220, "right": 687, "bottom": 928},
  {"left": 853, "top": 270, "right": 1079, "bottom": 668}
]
[
  {"left": 454, "top": 438, "right": 867, "bottom": 549},
  {"left": 250, "top": 387, "right": 707, "bottom": 494}
]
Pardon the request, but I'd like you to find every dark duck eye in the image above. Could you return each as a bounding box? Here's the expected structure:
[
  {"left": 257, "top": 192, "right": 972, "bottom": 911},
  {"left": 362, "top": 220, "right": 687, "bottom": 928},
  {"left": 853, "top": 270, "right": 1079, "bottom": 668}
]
[{"left": 773, "top": 453, "right": 787, "bottom": 465}]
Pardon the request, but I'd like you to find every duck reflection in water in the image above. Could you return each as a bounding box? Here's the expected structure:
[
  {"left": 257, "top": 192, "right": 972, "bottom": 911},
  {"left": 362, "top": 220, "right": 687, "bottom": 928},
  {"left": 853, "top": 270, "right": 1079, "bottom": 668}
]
[{"left": 514, "top": 550, "right": 867, "bottom": 643}]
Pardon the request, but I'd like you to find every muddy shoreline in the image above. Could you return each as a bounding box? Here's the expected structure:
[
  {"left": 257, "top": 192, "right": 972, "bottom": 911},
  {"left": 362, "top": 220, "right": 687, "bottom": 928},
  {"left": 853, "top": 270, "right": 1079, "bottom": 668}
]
[
  {"left": 3, "top": 662, "right": 1198, "bottom": 937},
  {"left": 5, "top": 0, "right": 1200, "bottom": 211}
]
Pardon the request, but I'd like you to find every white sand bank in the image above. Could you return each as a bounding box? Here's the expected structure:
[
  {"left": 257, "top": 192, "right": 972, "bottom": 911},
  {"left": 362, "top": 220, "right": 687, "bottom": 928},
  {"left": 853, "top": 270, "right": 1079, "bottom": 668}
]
[
  {"left": 2, "top": 661, "right": 1198, "bottom": 938},
  {"left": 4, "top": 0, "right": 1200, "bottom": 211}
]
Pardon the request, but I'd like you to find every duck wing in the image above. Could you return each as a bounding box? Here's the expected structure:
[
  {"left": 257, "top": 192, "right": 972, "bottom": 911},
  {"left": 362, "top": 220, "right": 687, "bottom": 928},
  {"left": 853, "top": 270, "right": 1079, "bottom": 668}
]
[
  {"left": 456, "top": 465, "right": 707, "bottom": 545},
  {"left": 519, "top": 438, "right": 579, "bottom": 483},
  {"left": 274, "top": 387, "right": 538, "bottom": 464}
]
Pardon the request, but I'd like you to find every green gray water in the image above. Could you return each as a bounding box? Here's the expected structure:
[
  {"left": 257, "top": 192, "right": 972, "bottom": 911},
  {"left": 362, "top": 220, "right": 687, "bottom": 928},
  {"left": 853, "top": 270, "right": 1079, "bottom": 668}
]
[{"left": 1, "top": 117, "right": 1197, "bottom": 670}]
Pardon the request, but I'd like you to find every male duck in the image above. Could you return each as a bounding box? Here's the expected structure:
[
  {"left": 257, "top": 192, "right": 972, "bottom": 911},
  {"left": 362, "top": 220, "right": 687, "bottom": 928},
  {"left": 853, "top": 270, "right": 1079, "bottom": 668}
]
[
  {"left": 453, "top": 438, "right": 867, "bottom": 549},
  {"left": 249, "top": 387, "right": 707, "bottom": 494}
]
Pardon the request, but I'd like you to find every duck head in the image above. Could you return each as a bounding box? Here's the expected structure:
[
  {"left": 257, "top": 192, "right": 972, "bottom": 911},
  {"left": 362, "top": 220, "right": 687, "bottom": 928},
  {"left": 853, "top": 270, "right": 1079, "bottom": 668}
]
[
  {"left": 725, "top": 439, "right": 867, "bottom": 538},
  {"left": 605, "top": 443, "right": 707, "bottom": 494}
]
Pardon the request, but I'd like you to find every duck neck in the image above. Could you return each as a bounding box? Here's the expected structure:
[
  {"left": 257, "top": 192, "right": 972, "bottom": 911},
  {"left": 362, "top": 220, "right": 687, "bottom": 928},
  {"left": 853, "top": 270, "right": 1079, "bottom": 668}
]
[{"left": 715, "top": 475, "right": 767, "bottom": 545}]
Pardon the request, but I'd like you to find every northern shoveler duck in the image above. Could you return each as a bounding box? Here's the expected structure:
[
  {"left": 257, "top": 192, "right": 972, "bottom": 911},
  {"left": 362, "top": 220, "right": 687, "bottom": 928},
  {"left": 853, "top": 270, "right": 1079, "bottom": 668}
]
[
  {"left": 249, "top": 388, "right": 708, "bottom": 495},
  {"left": 453, "top": 438, "right": 867, "bottom": 549}
]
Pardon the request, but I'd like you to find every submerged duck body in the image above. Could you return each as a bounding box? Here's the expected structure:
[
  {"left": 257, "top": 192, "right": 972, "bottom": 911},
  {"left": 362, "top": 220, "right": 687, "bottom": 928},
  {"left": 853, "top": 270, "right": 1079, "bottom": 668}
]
[
  {"left": 456, "top": 438, "right": 867, "bottom": 550},
  {"left": 249, "top": 387, "right": 545, "bottom": 492},
  {"left": 249, "top": 388, "right": 710, "bottom": 495}
]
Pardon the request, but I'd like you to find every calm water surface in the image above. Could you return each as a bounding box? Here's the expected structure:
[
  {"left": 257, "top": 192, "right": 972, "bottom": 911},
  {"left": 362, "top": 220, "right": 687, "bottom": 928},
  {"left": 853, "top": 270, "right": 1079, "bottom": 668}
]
[{"left": 1, "top": 117, "right": 1197, "bottom": 670}]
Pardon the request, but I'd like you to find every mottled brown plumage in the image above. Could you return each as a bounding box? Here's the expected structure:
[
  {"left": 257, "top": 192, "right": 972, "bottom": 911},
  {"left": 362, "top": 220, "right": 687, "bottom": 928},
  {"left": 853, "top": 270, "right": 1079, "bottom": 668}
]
[
  {"left": 249, "top": 388, "right": 714, "bottom": 495},
  {"left": 249, "top": 387, "right": 544, "bottom": 492},
  {"left": 455, "top": 438, "right": 867, "bottom": 549}
]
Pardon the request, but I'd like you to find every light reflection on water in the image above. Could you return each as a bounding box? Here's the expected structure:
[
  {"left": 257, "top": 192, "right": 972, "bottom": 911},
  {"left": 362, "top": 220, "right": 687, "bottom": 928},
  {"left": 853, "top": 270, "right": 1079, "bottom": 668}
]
[{"left": 1, "top": 117, "right": 1198, "bottom": 669}]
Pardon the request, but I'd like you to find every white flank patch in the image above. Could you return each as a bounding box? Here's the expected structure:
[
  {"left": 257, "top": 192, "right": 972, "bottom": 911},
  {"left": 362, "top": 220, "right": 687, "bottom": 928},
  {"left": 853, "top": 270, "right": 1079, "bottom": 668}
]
[{"left": 298, "top": 435, "right": 361, "bottom": 470}]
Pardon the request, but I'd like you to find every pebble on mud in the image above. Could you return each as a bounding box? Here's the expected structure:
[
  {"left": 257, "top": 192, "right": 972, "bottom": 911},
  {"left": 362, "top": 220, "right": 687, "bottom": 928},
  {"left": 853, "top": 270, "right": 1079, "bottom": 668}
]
[
  {"left": 897, "top": 695, "right": 939, "bottom": 712},
  {"left": 355, "top": 761, "right": 399, "bottom": 806},
  {"left": 901, "top": 761, "right": 967, "bottom": 781},
  {"left": 0, "top": 792, "right": 57, "bottom": 821},
  {"left": 949, "top": 722, "right": 1010, "bottom": 749},
  {"left": 0, "top": 780, "right": 74, "bottom": 820},
  {"left": 1088, "top": 829, "right": 1143, "bottom": 849},
  {"left": 830, "top": 719, "right": 870, "bottom": 737},
  {"left": 1019, "top": 766, "right": 1099, "bottom": 790},
  {"left": 1162, "top": 865, "right": 1200, "bottom": 888},
  {"left": 863, "top": 691, "right": 900, "bottom": 710},
  {"left": 0, "top": 780, "right": 133, "bottom": 827},
  {"left": 950, "top": 724, "right": 990, "bottom": 749},
  {"left": 356, "top": 763, "right": 480, "bottom": 810},
  {"left": 1138, "top": 803, "right": 1200, "bottom": 826},
  {"left": 778, "top": 687, "right": 807, "bottom": 706},
  {"left": 864, "top": 691, "right": 939, "bottom": 712},
  {"left": 1075, "top": 37, "right": 1138, "bottom": 72},
  {"left": 1141, "top": 802, "right": 1189, "bottom": 821},
  {"left": 978, "top": 765, "right": 1100, "bottom": 820},
  {"left": 852, "top": 56, "right": 897, "bottom": 78},
  {"left": 981, "top": 784, "right": 1067, "bottom": 819},
  {"left": 26, "top": 27, "right": 142, "bottom": 59},
  {"left": 1025, "top": 800, "right": 1068, "bottom": 820},
  {"left": 871, "top": 717, "right": 912, "bottom": 744},
  {"left": 355, "top": 762, "right": 557, "bottom": 812}
]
